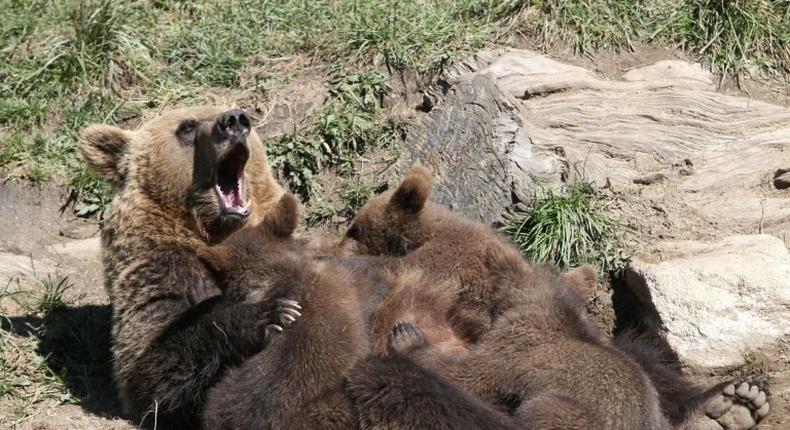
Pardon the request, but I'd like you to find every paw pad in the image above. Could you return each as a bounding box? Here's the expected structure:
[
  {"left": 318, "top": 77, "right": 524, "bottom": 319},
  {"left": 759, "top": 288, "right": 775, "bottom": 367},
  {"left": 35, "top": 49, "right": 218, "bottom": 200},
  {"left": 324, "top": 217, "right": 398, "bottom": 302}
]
[{"left": 706, "top": 376, "right": 769, "bottom": 430}]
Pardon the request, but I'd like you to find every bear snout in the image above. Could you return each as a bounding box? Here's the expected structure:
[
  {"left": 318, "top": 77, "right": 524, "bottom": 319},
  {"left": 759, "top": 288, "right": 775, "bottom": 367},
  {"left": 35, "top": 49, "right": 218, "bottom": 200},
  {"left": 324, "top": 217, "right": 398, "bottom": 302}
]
[{"left": 217, "top": 109, "right": 251, "bottom": 142}]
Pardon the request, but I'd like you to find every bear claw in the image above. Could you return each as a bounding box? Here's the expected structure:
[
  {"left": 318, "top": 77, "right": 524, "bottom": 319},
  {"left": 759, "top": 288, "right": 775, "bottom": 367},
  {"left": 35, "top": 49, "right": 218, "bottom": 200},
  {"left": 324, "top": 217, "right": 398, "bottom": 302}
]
[
  {"left": 706, "top": 376, "right": 769, "bottom": 430},
  {"left": 387, "top": 321, "right": 427, "bottom": 356},
  {"left": 275, "top": 298, "right": 302, "bottom": 328}
]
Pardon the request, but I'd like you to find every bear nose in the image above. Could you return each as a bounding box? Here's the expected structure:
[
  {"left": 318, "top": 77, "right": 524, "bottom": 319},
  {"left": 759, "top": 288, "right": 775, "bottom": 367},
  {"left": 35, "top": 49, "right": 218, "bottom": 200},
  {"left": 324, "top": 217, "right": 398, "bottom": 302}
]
[{"left": 218, "top": 109, "right": 251, "bottom": 141}]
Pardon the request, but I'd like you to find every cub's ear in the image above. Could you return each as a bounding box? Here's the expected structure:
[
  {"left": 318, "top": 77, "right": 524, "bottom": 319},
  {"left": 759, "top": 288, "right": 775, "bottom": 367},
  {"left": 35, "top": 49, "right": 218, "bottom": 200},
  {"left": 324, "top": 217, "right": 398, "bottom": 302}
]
[
  {"left": 389, "top": 166, "right": 432, "bottom": 215},
  {"left": 561, "top": 265, "right": 598, "bottom": 301},
  {"left": 197, "top": 244, "right": 234, "bottom": 274},
  {"left": 263, "top": 192, "right": 300, "bottom": 238},
  {"left": 80, "top": 124, "right": 131, "bottom": 186}
]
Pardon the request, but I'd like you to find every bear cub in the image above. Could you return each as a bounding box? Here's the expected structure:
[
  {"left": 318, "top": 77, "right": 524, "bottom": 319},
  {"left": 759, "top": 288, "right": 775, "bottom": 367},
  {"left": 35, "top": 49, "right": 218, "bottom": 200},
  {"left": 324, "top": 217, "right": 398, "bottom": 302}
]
[
  {"left": 198, "top": 192, "right": 391, "bottom": 430},
  {"left": 345, "top": 167, "right": 670, "bottom": 429},
  {"left": 345, "top": 166, "right": 770, "bottom": 430}
]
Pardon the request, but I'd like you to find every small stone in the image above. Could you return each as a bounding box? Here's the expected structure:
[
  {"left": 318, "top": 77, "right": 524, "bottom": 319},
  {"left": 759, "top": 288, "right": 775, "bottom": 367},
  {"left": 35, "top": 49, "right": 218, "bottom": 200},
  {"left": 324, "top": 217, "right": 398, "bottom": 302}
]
[
  {"left": 723, "top": 384, "right": 735, "bottom": 396},
  {"left": 60, "top": 223, "right": 99, "bottom": 240},
  {"left": 735, "top": 382, "right": 750, "bottom": 397}
]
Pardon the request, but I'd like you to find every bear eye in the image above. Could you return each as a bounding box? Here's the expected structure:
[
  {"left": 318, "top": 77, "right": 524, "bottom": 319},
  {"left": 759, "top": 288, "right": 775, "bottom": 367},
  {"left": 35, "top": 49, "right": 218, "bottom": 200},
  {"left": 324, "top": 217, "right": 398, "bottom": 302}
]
[{"left": 176, "top": 119, "right": 199, "bottom": 141}]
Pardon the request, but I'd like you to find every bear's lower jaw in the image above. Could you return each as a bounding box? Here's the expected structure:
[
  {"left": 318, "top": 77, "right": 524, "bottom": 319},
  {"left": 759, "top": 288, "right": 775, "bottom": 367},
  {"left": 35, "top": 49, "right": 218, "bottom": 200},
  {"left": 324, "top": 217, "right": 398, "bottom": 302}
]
[
  {"left": 214, "top": 137, "right": 250, "bottom": 216},
  {"left": 215, "top": 182, "right": 251, "bottom": 217}
]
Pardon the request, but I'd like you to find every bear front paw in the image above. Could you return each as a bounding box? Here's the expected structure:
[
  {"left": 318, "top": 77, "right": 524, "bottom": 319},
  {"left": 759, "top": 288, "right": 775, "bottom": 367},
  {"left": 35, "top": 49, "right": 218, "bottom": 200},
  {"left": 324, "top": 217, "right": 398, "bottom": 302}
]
[{"left": 261, "top": 298, "right": 302, "bottom": 344}]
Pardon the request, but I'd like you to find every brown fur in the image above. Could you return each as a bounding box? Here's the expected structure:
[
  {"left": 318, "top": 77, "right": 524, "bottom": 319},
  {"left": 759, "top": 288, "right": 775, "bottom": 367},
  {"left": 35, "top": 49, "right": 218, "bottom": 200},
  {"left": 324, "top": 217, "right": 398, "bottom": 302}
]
[
  {"left": 345, "top": 167, "right": 670, "bottom": 430},
  {"left": 81, "top": 107, "right": 283, "bottom": 428},
  {"left": 345, "top": 166, "right": 536, "bottom": 343},
  {"left": 198, "top": 195, "right": 392, "bottom": 430},
  {"left": 199, "top": 193, "right": 507, "bottom": 429}
]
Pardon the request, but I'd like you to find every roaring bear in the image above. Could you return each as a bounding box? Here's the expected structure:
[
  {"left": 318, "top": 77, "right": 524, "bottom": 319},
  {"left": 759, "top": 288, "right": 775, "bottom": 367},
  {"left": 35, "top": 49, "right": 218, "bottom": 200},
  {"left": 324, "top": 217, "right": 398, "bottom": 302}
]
[
  {"left": 343, "top": 166, "right": 770, "bottom": 430},
  {"left": 81, "top": 107, "right": 297, "bottom": 428}
]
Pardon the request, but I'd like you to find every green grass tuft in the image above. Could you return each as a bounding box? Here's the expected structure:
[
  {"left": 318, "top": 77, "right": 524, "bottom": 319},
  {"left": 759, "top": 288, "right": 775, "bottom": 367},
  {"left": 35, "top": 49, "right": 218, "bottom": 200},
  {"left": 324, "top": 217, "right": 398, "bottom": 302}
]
[
  {"left": 502, "top": 178, "right": 630, "bottom": 275},
  {"left": 660, "top": 0, "right": 790, "bottom": 77},
  {"left": 268, "top": 70, "right": 398, "bottom": 200},
  {"left": 31, "top": 277, "right": 74, "bottom": 315},
  {"left": 341, "top": 178, "right": 388, "bottom": 215},
  {"left": 524, "top": 0, "right": 790, "bottom": 77},
  {"left": 267, "top": 134, "right": 326, "bottom": 201},
  {"left": 0, "top": 279, "right": 78, "bottom": 426},
  {"left": 305, "top": 199, "right": 339, "bottom": 225}
]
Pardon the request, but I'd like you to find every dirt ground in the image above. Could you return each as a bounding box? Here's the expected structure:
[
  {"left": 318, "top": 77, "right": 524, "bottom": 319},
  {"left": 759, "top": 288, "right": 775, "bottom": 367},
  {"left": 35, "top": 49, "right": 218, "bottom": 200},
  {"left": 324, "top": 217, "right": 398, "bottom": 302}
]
[{"left": 1, "top": 44, "right": 789, "bottom": 428}]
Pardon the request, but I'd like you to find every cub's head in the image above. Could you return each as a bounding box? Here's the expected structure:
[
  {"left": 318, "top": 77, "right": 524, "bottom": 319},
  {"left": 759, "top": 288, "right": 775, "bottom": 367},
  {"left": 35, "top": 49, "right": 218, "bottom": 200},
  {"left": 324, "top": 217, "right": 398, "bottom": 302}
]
[
  {"left": 345, "top": 166, "right": 433, "bottom": 256},
  {"left": 196, "top": 192, "right": 303, "bottom": 297},
  {"left": 81, "top": 106, "right": 281, "bottom": 241}
]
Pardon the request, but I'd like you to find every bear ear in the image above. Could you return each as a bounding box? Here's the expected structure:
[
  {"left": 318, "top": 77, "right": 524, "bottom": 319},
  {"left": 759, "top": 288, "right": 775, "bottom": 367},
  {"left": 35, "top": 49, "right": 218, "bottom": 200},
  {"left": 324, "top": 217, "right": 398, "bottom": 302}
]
[
  {"left": 561, "top": 265, "right": 598, "bottom": 301},
  {"left": 197, "top": 244, "right": 234, "bottom": 273},
  {"left": 80, "top": 124, "right": 131, "bottom": 186},
  {"left": 389, "top": 166, "right": 432, "bottom": 215},
  {"left": 263, "top": 192, "right": 300, "bottom": 238}
]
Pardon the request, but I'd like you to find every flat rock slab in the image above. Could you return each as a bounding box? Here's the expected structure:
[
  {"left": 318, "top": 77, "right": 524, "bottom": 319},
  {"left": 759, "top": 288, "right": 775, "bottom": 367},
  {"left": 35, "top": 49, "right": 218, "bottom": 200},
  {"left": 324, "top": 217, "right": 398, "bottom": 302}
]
[
  {"left": 625, "top": 234, "right": 790, "bottom": 369},
  {"left": 403, "top": 48, "right": 790, "bottom": 225}
]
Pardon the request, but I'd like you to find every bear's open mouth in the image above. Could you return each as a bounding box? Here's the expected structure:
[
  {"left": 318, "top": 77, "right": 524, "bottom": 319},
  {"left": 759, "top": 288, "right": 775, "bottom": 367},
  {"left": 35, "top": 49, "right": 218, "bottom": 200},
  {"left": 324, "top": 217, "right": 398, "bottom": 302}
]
[{"left": 215, "top": 143, "right": 251, "bottom": 216}]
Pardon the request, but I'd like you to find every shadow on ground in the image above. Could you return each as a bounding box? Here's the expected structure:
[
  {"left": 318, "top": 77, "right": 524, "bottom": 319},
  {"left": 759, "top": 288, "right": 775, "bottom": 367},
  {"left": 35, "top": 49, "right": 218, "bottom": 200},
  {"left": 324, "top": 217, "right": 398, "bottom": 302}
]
[{"left": 3, "top": 304, "right": 124, "bottom": 418}]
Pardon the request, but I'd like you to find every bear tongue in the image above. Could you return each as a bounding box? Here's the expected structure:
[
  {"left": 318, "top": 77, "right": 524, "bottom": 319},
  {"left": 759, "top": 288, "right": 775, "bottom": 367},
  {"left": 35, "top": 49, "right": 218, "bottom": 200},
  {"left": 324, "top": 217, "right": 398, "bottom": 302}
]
[{"left": 216, "top": 173, "right": 250, "bottom": 215}]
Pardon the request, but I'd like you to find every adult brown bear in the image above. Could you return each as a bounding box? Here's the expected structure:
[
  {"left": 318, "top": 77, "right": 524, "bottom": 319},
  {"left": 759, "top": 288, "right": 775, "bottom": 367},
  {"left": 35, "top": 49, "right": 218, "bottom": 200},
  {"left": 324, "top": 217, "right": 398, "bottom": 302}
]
[{"left": 81, "top": 107, "right": 298, "bottom": 428}]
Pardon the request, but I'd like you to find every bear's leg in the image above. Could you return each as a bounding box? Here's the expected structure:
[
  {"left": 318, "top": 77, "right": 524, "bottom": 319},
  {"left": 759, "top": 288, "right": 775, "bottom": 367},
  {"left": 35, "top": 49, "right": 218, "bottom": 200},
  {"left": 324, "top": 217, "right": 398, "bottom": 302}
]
[
  {"left": 347, "top": 322, "right": 518, "bottom": 430},
  {"left": 515, "top": 392, "right": 604, "bottom": 430}
]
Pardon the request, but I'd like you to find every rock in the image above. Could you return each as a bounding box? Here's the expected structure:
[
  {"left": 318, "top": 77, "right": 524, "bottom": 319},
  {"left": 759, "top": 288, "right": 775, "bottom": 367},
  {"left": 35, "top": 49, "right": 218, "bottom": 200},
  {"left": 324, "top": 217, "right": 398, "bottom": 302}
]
[
  {"left": 46, "top": 238, "right": 102, "bottom": 262},
  {"left": 0, "top": 251, "right": 54, "bottom": 279},
  {"left": 396, "top": 75, "right": 534, "bottom": 223},
  {"left": 625, "top": 234, "right": 790, "bottom": 368},
  {"left": 59, "top": 222, "right": 100, "bottom": 240},
  {"left": 622, "top": 60, "right": 714, "bottom": 88},
  {"left": 402, "top": 48, "right": 790, "bottom": 225}
]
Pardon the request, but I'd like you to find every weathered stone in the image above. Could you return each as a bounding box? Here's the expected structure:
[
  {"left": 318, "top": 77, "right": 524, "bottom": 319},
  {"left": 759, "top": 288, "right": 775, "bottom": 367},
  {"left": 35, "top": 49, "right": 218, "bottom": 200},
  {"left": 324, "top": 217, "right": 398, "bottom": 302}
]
[
  {"left": 402, "top": 49, "right": 790, "bottom": 225},
  {"left": 396, "top": 75, "right": 540, "bottom": 223},
  {"left": 625, "top": 234, "right": 790, "bottom": 368}
]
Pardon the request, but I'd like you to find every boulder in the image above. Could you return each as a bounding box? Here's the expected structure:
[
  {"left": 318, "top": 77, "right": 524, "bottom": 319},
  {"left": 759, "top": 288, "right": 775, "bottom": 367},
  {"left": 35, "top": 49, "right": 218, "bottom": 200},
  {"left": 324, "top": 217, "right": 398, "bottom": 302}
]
[
  {"left": 402, "top": 48, "right": 790, "bottom": 225},
  {"left": 624, "top": 234, "right": 790, "bottom": 369}
]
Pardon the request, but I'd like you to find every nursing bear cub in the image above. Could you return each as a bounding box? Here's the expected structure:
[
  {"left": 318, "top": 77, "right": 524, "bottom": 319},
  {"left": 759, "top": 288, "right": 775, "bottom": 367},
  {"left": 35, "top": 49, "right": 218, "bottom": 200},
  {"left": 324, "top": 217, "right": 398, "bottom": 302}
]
[
  {"left": 344, "top": 166, "right": 770, "bottom": 430},
  {"left": 196, "top": 192, "right": 381, "bottom": 429},
  {"left": 199, "top": 191, "right": 508, "bottom": 429}
]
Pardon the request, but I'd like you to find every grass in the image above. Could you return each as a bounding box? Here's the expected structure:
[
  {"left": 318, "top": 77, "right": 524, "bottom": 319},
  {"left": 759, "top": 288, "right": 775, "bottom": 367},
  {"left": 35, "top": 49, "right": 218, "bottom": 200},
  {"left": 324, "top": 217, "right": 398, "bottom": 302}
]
[
  {"left": 524, "top": 0, "right": 790, "bottom": 78},
  {"left": 1, "top": 0, "right": 787, "bottom": 219},
  {"left": 0, "top": 278, "right": 80, "bottom": 426},
  {"left": 341, "top": 178, "right": 388, "bottom": 215},
  {"left": 502, "top": 178, "right": 630, "bottom": 275},
  {"left": 268, "top": 70, "right": 399, "bottom": 201},
  {"left": 31, "top": 276, "right": 74, "bottom": 315},
  {"left": 1, "top": 0, "right": 520, "bottom": 218}
]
